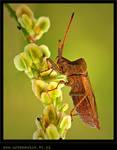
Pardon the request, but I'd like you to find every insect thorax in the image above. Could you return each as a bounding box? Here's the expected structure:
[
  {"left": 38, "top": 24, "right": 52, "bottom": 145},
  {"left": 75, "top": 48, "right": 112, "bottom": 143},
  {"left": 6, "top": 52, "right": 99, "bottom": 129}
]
[{"left": 57, "top": 57, "right": 87, "bottom": 76}]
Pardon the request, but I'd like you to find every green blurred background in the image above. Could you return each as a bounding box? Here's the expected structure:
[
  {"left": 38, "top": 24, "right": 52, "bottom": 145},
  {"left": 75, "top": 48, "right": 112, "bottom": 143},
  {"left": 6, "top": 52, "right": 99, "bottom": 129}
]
[{"left": 4, "top": 3, "right": 114, "bottom": 139}]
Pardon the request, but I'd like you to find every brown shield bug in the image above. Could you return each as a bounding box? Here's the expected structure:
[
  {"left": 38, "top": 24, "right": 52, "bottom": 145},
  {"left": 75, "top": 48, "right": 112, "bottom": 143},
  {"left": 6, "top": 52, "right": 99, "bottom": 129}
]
[{"left": 47, "top": 12, "right": 100, "bottom": 129}]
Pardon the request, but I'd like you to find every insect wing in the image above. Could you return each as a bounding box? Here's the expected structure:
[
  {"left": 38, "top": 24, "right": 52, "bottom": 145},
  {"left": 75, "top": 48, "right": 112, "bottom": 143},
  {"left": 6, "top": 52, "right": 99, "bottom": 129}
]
[{"left": 72, "top": 76, "right": 100, "bottom": 129}]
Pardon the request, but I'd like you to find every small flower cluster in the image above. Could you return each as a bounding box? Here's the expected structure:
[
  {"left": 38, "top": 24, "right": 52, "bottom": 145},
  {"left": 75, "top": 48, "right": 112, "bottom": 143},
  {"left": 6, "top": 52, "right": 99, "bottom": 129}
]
[
  {"left": 16, "top": 5, "right": 50, "bottom": 42},
  {"left": 13, "top": 4, "right": 72, "bottom": 139},
  {"left": 14, "top": 43, "right": 51, "bottom": 79}
]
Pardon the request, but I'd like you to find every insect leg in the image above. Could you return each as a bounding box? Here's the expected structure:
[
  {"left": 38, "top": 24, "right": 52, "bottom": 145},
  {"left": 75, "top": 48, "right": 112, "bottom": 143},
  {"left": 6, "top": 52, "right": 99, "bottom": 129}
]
[
  {"left": 47, "top": 69, "right": 54, "bottom": 76},
  {"left": 47, "top": 58, "right": 61, "bottom": 73},
  {"left": 47, "top": 80, "right": 67, "bottom": 92},
  {"left": 70, "top": 94, "right": 87, "bottom": 119},
  {"left": 57, "top": 40, "right": 62, "bottom": 58},
  {"left": 40, "top": 59, "right": 52, "bottom": 73}
]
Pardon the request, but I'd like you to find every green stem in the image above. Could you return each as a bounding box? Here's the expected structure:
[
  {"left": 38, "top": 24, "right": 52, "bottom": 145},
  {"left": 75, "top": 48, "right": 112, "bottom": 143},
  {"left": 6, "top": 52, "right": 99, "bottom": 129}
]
[{"left": 5, "top": 4, "right": 29, "bottom": 42}]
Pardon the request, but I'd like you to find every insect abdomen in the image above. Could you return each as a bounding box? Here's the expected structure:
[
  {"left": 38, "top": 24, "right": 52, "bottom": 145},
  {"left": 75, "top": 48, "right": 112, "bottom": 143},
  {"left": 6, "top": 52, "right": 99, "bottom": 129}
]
[
  {"left": 71, "top": 76, "right": 100, "bottom": 129},
  {"left": 72, "top": 95, "right": 100, "bottom": 129}
]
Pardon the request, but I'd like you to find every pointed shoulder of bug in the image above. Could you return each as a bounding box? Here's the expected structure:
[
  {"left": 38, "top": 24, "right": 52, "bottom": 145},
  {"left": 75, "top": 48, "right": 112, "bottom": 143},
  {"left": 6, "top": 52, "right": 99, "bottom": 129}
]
[{"left": 71, "top": 58, "right": 86, "bottom": 65}]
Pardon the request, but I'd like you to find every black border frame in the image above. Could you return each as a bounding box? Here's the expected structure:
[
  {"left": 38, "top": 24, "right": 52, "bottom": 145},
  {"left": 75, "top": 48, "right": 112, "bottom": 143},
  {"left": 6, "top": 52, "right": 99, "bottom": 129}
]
[{"left": 0, "top": 0, "right": 116, "bottom": 148}]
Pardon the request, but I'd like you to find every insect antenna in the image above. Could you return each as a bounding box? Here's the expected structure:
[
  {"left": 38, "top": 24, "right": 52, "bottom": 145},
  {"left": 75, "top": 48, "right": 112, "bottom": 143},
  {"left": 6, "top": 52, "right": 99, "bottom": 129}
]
[{"left": 61, "top": 12, "right": 75, "bottom": 52}]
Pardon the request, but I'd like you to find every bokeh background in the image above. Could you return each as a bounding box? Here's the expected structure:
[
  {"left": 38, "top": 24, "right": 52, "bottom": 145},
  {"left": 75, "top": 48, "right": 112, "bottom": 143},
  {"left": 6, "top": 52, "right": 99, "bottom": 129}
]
[{"left": 4, "top": 3, "right": 114, "bottom": 139}]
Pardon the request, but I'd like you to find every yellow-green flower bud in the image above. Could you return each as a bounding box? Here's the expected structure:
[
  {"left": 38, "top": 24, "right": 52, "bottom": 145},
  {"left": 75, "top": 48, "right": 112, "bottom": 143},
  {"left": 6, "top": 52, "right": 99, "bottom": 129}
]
[
  {"left": 35, "top": 16, "right": 50, "bottom": 33},
  {"left": 24, "top": 43, "right": 43, "bottom": 64},
  {"left": 33, "top": 129, "right": 40, "bottom": 139},
  {"left": 50, "top": 89, "right": 62, "bottom": 100},
  {"left": 16, "top": 4, "right": 34, "bottom": 19},
  {"left": 46, "top": 124, "right": 60, "bottom": 139},
  {"left": 59, "top": 103, "right": 69, "bottom": 112},
  {"left": 25, "top": 68, "right": 34, "bottom": 78},
  {"left": 18, "top": 14, "right": 33, "bottom": 32},
  {"left": 39, "top": 45, "right": 50, "bottom": 58},
  {"left": 14, "top": 52, "right": 32, "bottom": 71},
  {"left": 41, "top": 92, "right": 52, "bottom": 105},
  {"left": 42, "top": 114, "right": 50, "bottom": 129},
  {"left": 47, "top": 82, "right": 62, "bottom": 99},
  {"left": 40, "top": 69, "right": 52, "bottom": 77},
  {"left": 14, "top": 53, "right": 25, "bottom": 71},
  {"left": 49, "top": 70, "right": 57, "bottom": 77},
  {"left": 20, "top": 52, "right": 32, "bottom": 70},
  {"left": 31, "top": 30, "right": 44, "bottom": 41},
  {"left": 32, "top": 79, "right": 42, "bottom": 99},
  {"left": 47, "top": 82, "right": 57, "bottom": 90},
  {"left": 42, "top": 105, "right": 57, "bottom": 126},
  {"left": 32, "top": 79, "right": 49, "bottom": 99},
  {"left": 33, "top": 129, "right": 47, "bottom": 139},
  {"left": 37, "top": 80, "right": 48, "bottom": 90},
  {"left": 60, "top": 115, "right": 71, "bottom": 130},
  {"left": 54, "top": 97, "right": 62, "bottom": 109},
  {"left": 47, "top": 105, "right": 57, "bottom": 123},
  {"left": 35, "top": 117, "right": 41, "bottom": 129}
]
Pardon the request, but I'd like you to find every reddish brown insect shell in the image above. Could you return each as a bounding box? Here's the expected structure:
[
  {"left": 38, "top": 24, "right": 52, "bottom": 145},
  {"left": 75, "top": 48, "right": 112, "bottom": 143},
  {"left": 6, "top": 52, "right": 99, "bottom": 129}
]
[{"left": 57, "top": 56, "right": 100, "bottom": 129}]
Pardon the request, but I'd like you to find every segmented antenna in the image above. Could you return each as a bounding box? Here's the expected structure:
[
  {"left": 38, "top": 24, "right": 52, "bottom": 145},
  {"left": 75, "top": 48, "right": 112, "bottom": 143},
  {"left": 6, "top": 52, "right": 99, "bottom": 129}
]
[{"left": 61, "top": 12, "right": 75, "bottom": 51}]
